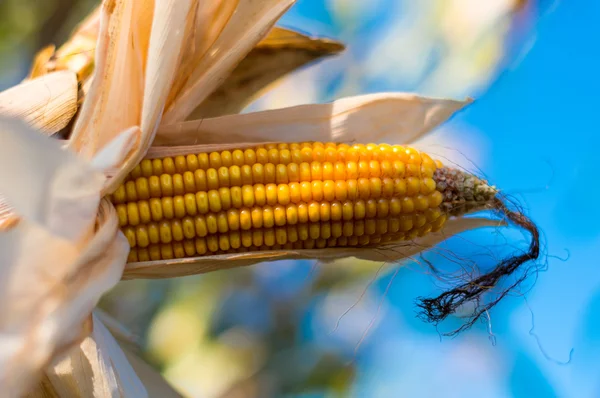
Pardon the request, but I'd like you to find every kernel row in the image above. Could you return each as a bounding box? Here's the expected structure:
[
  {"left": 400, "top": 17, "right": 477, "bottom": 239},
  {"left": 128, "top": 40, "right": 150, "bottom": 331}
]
[
  {"left": 114, "top": 161, "right": 439, "bottom": 203},
  {"left": 127, "top": 143, "right": 437, "bottom": 179},
  {"left": 112, "top": 175, "right": 439, "bottom": 209},
  {"left": 121, "top": 210, "right": 446, "bottom": 248},
  {"left": 116, "top": 193, "right": 444, "bottom": 228},
  {"left": 126, "top": 217, "right": 446, "bottom": 262}
]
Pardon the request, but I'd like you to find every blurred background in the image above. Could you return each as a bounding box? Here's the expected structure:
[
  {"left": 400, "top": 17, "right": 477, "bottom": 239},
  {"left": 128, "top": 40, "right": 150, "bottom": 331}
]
[{"left": 2, "top": 0, "right": 599, "bottom": 396}]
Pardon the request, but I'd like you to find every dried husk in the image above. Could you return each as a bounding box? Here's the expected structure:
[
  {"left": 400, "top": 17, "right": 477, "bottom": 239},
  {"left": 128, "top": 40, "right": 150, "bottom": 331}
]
[
  {"left": 0, "top": 71, "right": 78, "bottom": 134},
  {"left": 0, "top": 117, "right": 130, "bottom": 396},
  {"left": 188, "top": 26, "right": 345, "bottom": 118},
  {"left": 29, "top": 313, "right": 181, "bottom": 398},
  {"left": 153, "top": 93, "right": 472, "bottom": 147},
  {"left": 27, "top": 2, "right": 342, "bottom": 122},
  {"left": 68, "top": 0, "right": 192, "bottom": 193},
  {"left": 35, "top": 314, "right": 147, "bottom": 398},
  {"left": 28, "top": 7, "right": 101, "bottom": 82},
  {"left": 161, "top": 0, "right": 297, "bottom": 124}
]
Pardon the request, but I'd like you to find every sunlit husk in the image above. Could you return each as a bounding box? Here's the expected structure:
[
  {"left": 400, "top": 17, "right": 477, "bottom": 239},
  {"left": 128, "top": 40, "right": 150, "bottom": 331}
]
[
  {"left": 68, "top": 0, "right": 192, "bottom": 193},
  {"left": 38, "top": 314, "right": 147, "bottom": 398},
  {"left": 153, "top": 93, "right": 472, "bottom": 147},
  {"left": 189, "top": 26, "right": 345, "bottom": 118},
  {"left": 28, "top": 6, "right": 101, "bottom": 83},
  {"left": 0, "top": 117, "right": 129, "bottom": 396},
  {"left": 0, "top": 71, "right": 78, "bottom": 134},
  {"left": 27, "top": 2, "right": 342, "bottom": 122},
  {"left": 161, "top": 0, "right": 296, "bottom": 124}
]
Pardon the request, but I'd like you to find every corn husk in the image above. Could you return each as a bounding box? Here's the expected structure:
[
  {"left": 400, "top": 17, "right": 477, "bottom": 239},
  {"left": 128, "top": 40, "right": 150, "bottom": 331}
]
[
  {"left": 28, "top": 2, "right": 341, "bottom": 121},
  {"left": 28, "top": 313, "right": 181, "bottom": 398},
  {"left": 0, "top": 71, "right": 78, "bottom": 134},
  {"left": 68, "top": 0, "right": 193, "bottom": 192},
  {"left": 161, "top": 0, "right": 296, "bottom": 124},
  {"left": 28, "top": 45, "right": 57, "bottom": 79},
  {"left": 0, "top": 117, "right": 130, "bottom": 396},
  {"left": 28, "top": 7, "right": 100, "bottom": 82},
  {"left": 188, "top": 26, "right": 345, "bottom": 118},
  {"left": 153, "top": 93, "right": 471, "bottom": 147}
]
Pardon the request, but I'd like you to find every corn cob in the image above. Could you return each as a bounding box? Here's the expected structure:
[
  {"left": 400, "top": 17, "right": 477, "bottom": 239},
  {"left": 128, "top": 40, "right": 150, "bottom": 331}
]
[{"left": 109, "top": 142, "right": 496, "bottom": 263}]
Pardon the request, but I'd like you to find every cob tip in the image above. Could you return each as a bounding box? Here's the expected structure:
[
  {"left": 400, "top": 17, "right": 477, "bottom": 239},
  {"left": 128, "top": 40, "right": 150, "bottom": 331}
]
[{"left": 419, "top": 167, "right": 541, "bottom": 335}]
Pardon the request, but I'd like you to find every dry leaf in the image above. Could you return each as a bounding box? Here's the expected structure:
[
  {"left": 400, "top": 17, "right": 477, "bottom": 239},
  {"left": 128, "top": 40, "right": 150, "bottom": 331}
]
[
  {"left": 42, "top": 314, "right": 147, "bottom": 398},
  {"left": 153, "top": 93, "right": 471, "bottom": 148},
  {"left": 0, "top": 117, "right": 128, "bottom": 396},
  {"left": 162, "top": 0, "right": 297, "bottom": 124},
  {"left": 0, "top": 71, "right": 78, "bottom": 134},
  {"left": 189, "top": 26, "right": 345, "bottom": 118}
]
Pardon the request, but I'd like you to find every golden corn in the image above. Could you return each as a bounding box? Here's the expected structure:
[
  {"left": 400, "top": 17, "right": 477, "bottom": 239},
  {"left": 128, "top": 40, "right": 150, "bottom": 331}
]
[{"left": 110, "top": 142, "right": 457, "bottom": 262}]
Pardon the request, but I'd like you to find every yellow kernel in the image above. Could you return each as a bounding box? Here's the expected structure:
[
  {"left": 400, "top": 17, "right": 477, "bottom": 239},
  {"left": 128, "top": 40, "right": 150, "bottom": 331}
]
[
  {"left": 127, "top": 202, "right": 140, "bottom": 226},
  {"left": 152, "top": 159, "right": 164, "bottom": 175},
  {"left": 208, "top": 190, "right": 222, "bottom": 212},
  {"left": 161, "top": 197, "right": 174, "bottom": 219},
  {"left": 230, "top": 186, "right": 242, "bottom": 208},
  {"left": 401, "top": 197, "right": 415, "bottom": 213},
  {"left": 218, "top": 167, "right": 230, "bottom": 187},
  {"left": 149, "top": 245, "right": 161, "bottom": 260},
  {"left": 117, "top": 204, "right": 128, "bottom": 226},
  {"left": 148, "top": 176, "right": 161, "bottom": 198},
  {"left": 406, "top": 177, "right": 420, "bottom": 196},
  {"left": 195, "top": 238, "right": 207, "bottom": 255},
  {"left": 163, "top": 157, "right": 176, "bottom": 174},
  {"left": 174, "top": 156, "right": 186, "bottom": 173},
  {"left": 415, "top": 195, "right": 429, "bottom": 211},
  {"left": 209, "top": 152, "right": 222, "bottom": 168},
  {"left": 130, "top": 165, "right": 142, "bottom": 179},
  {"left": 138, "top": 201, "right": 151, "bottom": 224},
  {"left": 196, "top": 192, "right": 209, "bottom": 213},
  {"left": 184, "top": 193, "right": 197, "bottom": 215},
  {"left": 160, "top": 174, "right": 173, "bottom": 196},
  {"left": 278, "top": 184, "right": 291, "bottom": 205},
  {"left": 430, "top": 191, "right": 443, "bottom": 207},
  {"left": 206, "top": 169, "right": 219, "bottom": 190},
  {"left": 312, "top": 181, "right": 324, "bottom": 201},
  {"left": 289, "top": 182, "right": 301, "bottom": 203},
  {"left": 125, "top": 181, "right": 138, "bottom": 201},
  {"left": 195, "top": 216, "right": 208, "bottom": 237},
  {"left": 159, "top": 222, "right": 172, "bottom": 243},
  {"left": 274, "top": 206, "right": 286, "bottom": 226},
  {"left": 219, "top": 187, "right": 232, "bottom": 210},
  {"left": 172, "top": 174, "right": 185, "bottom": 195},
  {"left": 113, "top": 185, "right": 126, "bottom": 204},
  {"left": 171, "top": 220, "right": 184, "bottom": 241},
  {"left": 173, "top": 196, "right": 186, "bottom": 218}
]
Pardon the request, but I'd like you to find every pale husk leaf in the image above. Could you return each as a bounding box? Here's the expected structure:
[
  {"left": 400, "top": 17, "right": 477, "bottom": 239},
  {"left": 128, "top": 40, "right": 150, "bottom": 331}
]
[
  {"left": 0, "top": 71, "right": 77, "bottom": 134},
  {"left": 68, "top": 0, "right": 146, "bottom": 160},
  {"left": 122, "top": 348, "right": 183, "bottom": 398},
  {"left": 28, "top": 45, "right": 56, "bottom": 79},
  {"left": 165, "top": 0, "right": 238, "bottom": 109},
  {"left": 161, "top": 0, "right": 296, "bottom": 124},
  {"left": 123, "top": 217, "right": 503, "bottom": 279},
  {"left": 0, "top": 118, "right": 128, "bottom": 396},
  {"left": 41, "top": 314, "right": 147, "bottom": 398},
  {"left": 69, "top": 0, "right": 192, "bottom": 193},
  {"left": 188, "top": 26, "right": 345, "bottom": 119},
  {"left": 153, "top": 93, "right": 472, "bottom": 147}
]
